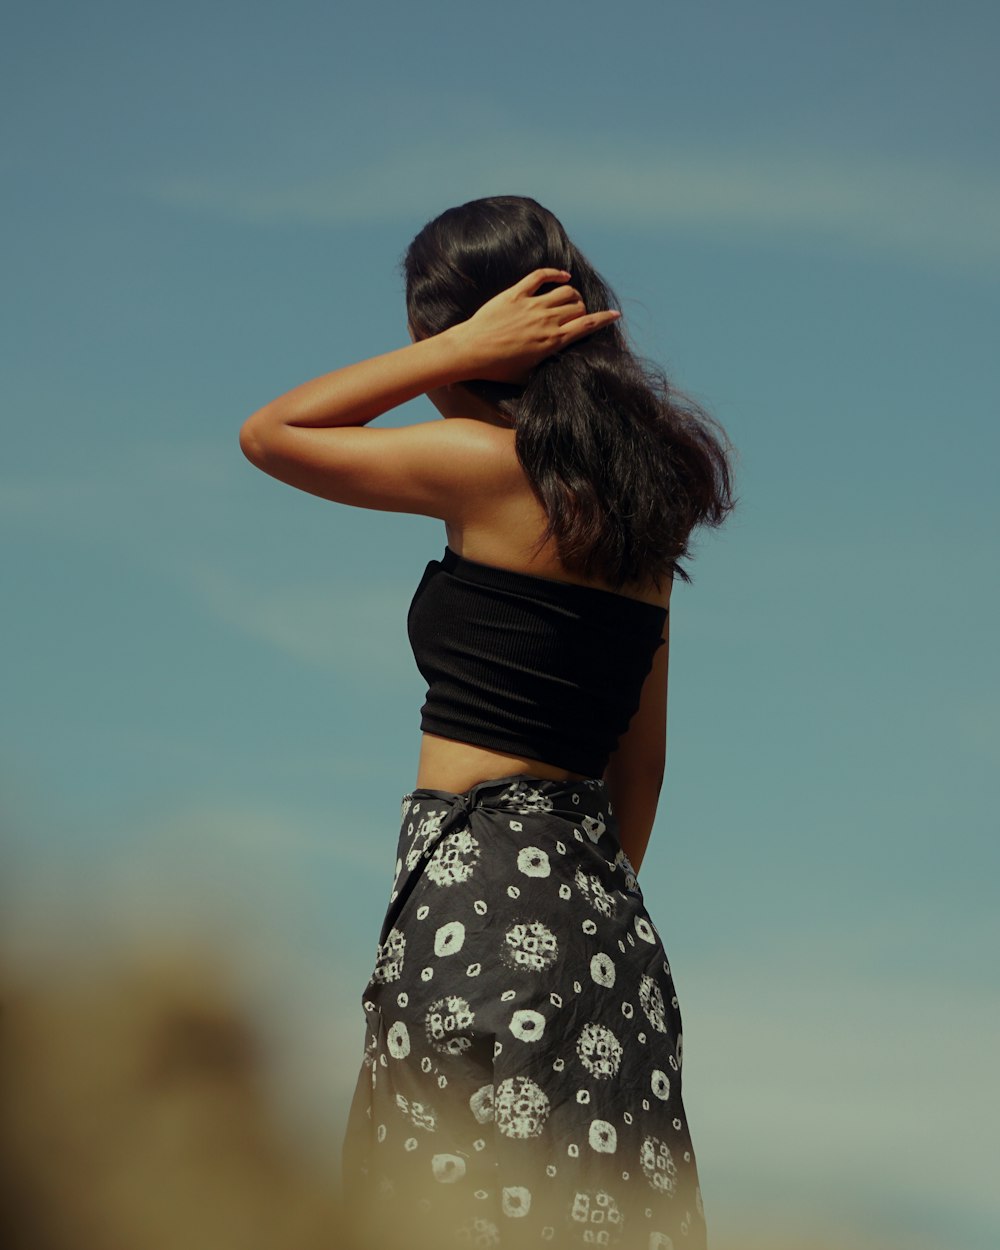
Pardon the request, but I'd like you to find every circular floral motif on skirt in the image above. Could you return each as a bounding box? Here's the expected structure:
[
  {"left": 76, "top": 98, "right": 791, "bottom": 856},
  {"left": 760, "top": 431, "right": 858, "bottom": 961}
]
[
  {"left": 394, "top": 1091, "right": 437, "bottom": 1132},
  {"left": 516, "top": 845, "right": 551, "bottom": 877},
  {"left": 499, "top": 781, "right": 555, "bottom": 814},
  {"left": 455, "top": 1217, "right": 501, "bottom": 1248},
  {"left": 433, "top": 920, "right": 466, "bottom": 957},
  {"left": 568, "top": 1189, "right": 625, "bottom": 1233},
  {"left": 575, "top": 1022, "right": 624, "bottom": 1079},
  {"left": 426, "top": 829, "right": 481, "bottom": 886},
  {"left": 469, "top": 1083, "right": 495, "bottom": 1124},
  {"left": 639, "top": 974, "right": 668, "bottom": 1032},
  {"left": 372, "top": 926, "right": 405, "bottom": 983},
  {"left": 612, "top": 847, "right": 639, "bottom": 889},
  {"left": 640, "top": 1134, "right": 678, "bottom": 1195},
  {"left": 431, "top": 1153, "right": 466, "bottom": 1184},
  {"left": 386, "top": 1020, "right": 410, "bottom": 1059},
  {"left": 510, "top": 1007, "right": 546, "bottom": 1042},
  {"left": 574, "top": 867, "right": 617, "bottom": 917},
  {"left": 581, "top": 813, "right": 606, "bottom": 843},
  {"left": 588, "top": 1118, "right": 618, "bottom": 1153},
  {"left": 405, "top": 810, "right": 445, "bottom": 869},
  {"left": 425, "top": 995, "right": 475, "bottom": 1055},
  {"left": 501, "top": 1185, "right": 532, "bottom": 1218},
  {"left": 494, "top": 1075, "right": 551, "bottom": 1139},
  {"left": 502, "top": 920, "right": 559, "bottom": 971},
  {"left": 590, "top": 951, "right": 616, "bottom": 987}
]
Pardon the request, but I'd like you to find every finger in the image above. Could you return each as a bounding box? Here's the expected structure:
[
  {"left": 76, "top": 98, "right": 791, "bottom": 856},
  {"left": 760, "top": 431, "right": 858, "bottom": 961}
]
[
  {"left": 536, "top": 284, "right": 582, "bottom": 307},
  {"left": 562, "top": 310, "right": 622, "bottom": 339},
  {"left": 516, "top": 267, "right": 571, "bottom": 295},
  {"left": 554, "top": 298, "right": 589, "bottom": 326}
]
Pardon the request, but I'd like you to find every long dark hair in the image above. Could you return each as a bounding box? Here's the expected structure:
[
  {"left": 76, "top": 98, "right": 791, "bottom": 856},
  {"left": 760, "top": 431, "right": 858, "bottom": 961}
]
[{"left": 402, "top": 195, "right": 736, "bottom": 589}]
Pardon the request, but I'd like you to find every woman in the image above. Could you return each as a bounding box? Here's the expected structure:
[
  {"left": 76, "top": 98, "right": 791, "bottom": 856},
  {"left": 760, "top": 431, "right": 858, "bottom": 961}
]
[{"left": 240, "top": 196, "right": 735, "bottom": 1249}]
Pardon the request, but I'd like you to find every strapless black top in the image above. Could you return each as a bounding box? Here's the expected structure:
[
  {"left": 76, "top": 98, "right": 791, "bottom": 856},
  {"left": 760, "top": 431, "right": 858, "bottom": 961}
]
[{"left": 407, "top": 547, "right": 668, "bottom": 778}]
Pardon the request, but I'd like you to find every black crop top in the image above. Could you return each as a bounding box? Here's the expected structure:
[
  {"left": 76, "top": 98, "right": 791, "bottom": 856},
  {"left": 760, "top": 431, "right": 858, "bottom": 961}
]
[{"left": 407, "top": 546, "right": 668, "bottom": 778}]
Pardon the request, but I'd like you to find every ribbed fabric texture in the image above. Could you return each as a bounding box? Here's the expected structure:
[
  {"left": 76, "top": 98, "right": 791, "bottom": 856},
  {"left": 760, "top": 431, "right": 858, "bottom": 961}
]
[{"left": 407, "top": 546, "right": 668, "bottom": 778}]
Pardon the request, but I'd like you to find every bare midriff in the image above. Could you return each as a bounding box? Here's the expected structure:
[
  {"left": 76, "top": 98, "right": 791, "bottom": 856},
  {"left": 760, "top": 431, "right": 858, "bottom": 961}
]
[{"left": 415, "top": 731, "right": 591, "bottom": 794}]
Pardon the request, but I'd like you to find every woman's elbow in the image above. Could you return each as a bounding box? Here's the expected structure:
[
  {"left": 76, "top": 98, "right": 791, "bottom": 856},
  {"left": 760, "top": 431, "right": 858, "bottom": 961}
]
[
  {"left": 604, "top": 751, "right": 665, "bottom": 792},
  {"left": 239, "top": 414, "right": 269, "bottom": 466}
]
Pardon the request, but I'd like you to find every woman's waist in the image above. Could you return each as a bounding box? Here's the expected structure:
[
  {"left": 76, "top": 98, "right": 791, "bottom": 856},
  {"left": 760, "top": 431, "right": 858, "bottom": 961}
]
[
  {"left": 377, "top": 783, "right": 645, "bottom": 984},
  {"left": 398, "top": 771, "right": 624, "bottom": 870},
  {"left": 415, "top": 730, "right": 596, "bottom": 795}
]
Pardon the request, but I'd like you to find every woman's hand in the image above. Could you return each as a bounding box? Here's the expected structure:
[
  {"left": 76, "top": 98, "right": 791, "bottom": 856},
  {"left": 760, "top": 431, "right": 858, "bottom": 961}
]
[
  {"left": 447, "top": 268, "right": 621, "bottom": 384},
  {"left": 241, "top": 268, "right": 620, "bottom": 444}
]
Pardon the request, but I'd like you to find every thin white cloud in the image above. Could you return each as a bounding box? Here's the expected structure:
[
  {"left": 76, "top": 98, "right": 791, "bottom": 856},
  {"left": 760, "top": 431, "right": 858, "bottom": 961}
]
[{"left": 138, "top": 135, "right": 1000, "bottom": 276}]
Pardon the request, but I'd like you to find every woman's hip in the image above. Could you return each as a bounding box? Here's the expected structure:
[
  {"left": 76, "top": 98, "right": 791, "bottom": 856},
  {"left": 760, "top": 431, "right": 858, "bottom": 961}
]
[{"left": 361, "top": 771, "right": 684, "bottom": 1067}]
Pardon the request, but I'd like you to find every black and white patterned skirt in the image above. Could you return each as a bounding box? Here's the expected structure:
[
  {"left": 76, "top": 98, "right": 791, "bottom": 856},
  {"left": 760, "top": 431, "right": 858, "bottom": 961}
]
[{"left": 341, "top": 772, "right": 707, "bottom": 1250}]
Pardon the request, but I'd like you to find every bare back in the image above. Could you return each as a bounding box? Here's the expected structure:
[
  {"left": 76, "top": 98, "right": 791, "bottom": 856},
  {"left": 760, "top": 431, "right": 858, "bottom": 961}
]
[{"left": 416, "top": 421, "right": 672, "bottom": 793}]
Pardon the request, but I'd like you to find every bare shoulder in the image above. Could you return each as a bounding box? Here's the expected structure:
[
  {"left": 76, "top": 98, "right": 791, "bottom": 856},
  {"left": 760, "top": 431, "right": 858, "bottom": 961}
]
[
  {"left": 433, "top": 418, "right": 525, "bottom": 514},
  {"left": 440, "top": 422, "right": 673, "bottom": 610},
  {"left": 441, "top": 416, "right": 521, "bottom": 466}
]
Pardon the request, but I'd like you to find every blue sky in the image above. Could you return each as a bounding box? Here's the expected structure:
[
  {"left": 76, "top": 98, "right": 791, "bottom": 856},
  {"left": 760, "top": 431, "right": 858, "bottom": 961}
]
[{"left": 2, "top": 2, "right": 998, "bottom": 1246}]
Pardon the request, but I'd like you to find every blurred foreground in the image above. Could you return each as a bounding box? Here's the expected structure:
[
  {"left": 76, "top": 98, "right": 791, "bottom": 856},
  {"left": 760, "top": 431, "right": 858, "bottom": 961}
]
[
  {"left": 0, "top": 940, "right": 909, "bottom": 1250},
  {"left": 0, "top": 944, "right": 343, "bottom": 1250}
]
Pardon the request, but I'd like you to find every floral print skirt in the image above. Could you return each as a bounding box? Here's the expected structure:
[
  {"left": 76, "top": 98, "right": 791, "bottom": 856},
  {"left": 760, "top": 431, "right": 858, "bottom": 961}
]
[{"left": 340, "top": 772, "right": 707, "bottom": 1250}]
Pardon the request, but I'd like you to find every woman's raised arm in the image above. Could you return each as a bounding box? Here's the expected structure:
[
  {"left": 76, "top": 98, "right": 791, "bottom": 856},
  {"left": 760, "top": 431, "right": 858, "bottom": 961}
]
[{"left": 237, "top": 268, "right": 620, "bottom": 520}]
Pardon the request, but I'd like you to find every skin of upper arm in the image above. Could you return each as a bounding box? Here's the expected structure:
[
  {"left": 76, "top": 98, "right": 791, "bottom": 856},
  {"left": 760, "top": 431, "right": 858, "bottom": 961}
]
[
  {"left": 601, "top": 610, "right": 670, "bottom": 873},
  {"left": 238, "top": 415, "right": 505, "bottom": 520},
  {"left": 604, "top": 607, "right": 670, "bottom": 780}
]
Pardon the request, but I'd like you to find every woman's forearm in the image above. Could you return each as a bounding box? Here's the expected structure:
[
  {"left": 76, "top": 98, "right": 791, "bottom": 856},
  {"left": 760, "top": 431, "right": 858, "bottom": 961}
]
[
  {"left": 244, "top": 328, "right": 473, "bottom": 434},
  {"left": 242, "top": 266, "right": 603, "bottom": 439},
  {"left": 603, "top": 760, "right": 663, "bottom": 875}
]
